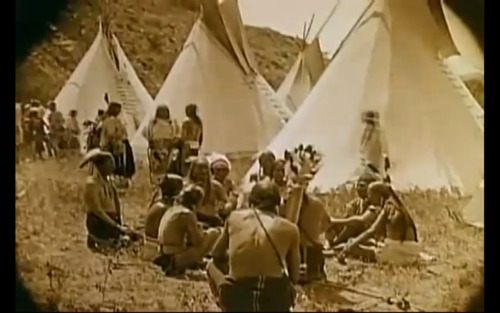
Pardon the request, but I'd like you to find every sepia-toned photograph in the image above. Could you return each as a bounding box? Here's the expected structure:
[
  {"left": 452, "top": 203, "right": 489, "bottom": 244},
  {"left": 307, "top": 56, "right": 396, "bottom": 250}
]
[{"left": 15, "top": 0, "right": 484, "bottom": 311}]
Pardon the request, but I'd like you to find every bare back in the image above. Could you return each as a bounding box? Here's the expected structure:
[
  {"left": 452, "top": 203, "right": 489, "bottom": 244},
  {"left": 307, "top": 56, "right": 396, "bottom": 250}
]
[
  {"left": 226, "top": 209, "right": 300, "bottom": 281},
  {"left": 158, "top": 205, "right": 200, "bottom": 253}
]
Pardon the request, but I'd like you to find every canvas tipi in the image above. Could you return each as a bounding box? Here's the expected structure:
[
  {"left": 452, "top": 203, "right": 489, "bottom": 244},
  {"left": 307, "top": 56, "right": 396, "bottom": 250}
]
[
  {"left": 277, "top": 37, "right": 326, "bottom": 112},
  {"left": 55, "top": 20, "right": 153, "bottom": 151},
  {"left": 132, "top": 0, "right": 291, "bottom": 158},
  {"left": 240, "top": 0, "right": 370, "bottom": 57},
  {"left": 440, "top": 1, "right": 483, "bottom": 78},
  {"left": 462, "top": 180, "right": 484, "bottom": 228},
  {"left": 242, "top": 0, "right": 483, "bottom": 195}
]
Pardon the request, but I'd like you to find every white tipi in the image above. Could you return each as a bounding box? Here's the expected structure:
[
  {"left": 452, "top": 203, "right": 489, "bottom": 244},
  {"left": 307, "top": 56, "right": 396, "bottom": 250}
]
[
  {"left": 240, "top": 0, "right": 370, "bottom": 58},
  {"left": 277, "top": 38, "right": 326, "bottom": 112},
  {"left": 242, "top": 0, "right": 483, "bottom": 195},
  {"left": 132, "top": 0, "right": 291, "bottom": 158},
  {"left": 428, "top": 0, "right": 483, "bottom": 129},
  {"left": 55, "top": 21, "right": 153, "bottom": 150},
  {"left": 462, "top": 180, "right": 484, "bottom": 229},
  {"left": 440, "top": 1, "right": 483, "bottom": 78}
]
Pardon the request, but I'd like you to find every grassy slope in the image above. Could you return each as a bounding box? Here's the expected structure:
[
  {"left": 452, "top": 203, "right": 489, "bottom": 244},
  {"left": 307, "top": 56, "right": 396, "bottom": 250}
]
[{"left": 16, "top": 158, "right": 483, "bottom": 312}]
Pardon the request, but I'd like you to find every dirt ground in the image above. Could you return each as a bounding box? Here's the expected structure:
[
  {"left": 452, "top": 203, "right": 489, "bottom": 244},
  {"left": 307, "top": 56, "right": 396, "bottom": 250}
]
[{"left": 15, "top": 156, "right": 483, "bottom": 312}]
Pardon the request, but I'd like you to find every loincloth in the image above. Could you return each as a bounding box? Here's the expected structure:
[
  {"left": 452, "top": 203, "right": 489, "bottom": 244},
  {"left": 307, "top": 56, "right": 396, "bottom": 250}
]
[
  {"left": 86, "top": 212, "right": 122, "bottom": 241},
  {"left": 207, "top": 261, "right": 295, "bottom": 312}
]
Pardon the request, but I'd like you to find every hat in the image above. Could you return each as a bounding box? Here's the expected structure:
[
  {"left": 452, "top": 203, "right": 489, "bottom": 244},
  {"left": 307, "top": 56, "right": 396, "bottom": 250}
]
[
  {"left": 79, "top": 148, "right": 115, "bottom": 169},
  {"left": 362, "top": 110, "right": 380, "bottom": 123},
  {"left": 207, "top": 153, "right": 231, "bottom": 171}
]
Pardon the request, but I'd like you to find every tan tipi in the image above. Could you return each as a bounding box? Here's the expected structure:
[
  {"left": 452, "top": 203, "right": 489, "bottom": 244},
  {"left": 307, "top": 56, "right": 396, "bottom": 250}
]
[
  {"left": 440, "top": 1, "right": 483, "bottom": 78},
  {"left": 55, "top": 20, "right": 153, "bottom": 150},
  {"left": 277, "top": 38, "right": 326, "bottom": 112},
  {"left": 239, "top": 0, "right": 370, "bottom": 57},
  {"left": 242, "top": 0, "right": 483, "bottom": 195},
  {"left": 132, "top": 0, "right": 291, "bottom": 158},
  {"left": 462, "top": 180, "right": 484, "bottom": 229}
]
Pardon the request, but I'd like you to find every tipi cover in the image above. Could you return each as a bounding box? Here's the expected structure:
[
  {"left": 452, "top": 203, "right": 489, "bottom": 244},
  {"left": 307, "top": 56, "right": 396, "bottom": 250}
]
[
  {"left": 132, "top": 0, "right": 290, "bottom": 158},
  {"left": 277, "top": 38, "right": 326, "bottom": 112},
  {"left": 240, "top": 0, "right": 370, "bottom": 57},
  {"left": 55, "top": 21, "right": 153, "bottom": 149},
  {"left": 462, "top": 180, "right": 484, "bottom": 228},
  {"left": 242, "top": 0, "right": 483, "bottom": 195}
]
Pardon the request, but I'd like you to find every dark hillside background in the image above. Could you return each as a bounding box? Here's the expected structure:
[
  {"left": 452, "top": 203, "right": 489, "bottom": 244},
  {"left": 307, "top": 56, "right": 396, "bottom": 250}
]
[{"left": 15, "top": 0, "right": 484, "bottom": 65}]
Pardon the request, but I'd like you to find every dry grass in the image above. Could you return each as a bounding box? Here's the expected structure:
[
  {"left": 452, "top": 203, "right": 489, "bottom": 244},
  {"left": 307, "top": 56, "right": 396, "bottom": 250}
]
[{"left": 16, "top": 156, "right": 483, "bottom": 312}]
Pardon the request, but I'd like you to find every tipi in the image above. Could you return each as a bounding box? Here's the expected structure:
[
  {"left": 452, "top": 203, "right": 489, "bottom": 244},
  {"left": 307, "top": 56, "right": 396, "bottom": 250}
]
[
  {"left": 132, "top": 0, "right": 291, "bottom": 158},
  {"left": 240, "top": 0, "right": 370, "bottom": 57},
  {"left": 440, "top": 0, "right": 483, "bottom": 78},
  {"left": 242, "top": 0, "right": 483, "bottom": 195},
  {"left": 277, "top": 38, "right": 326, "bottom": 112},
  {"left": 55, "top": 20, "right": 153, "bottom": 150},
  {"left": 462, "top": 180, "right": 484, "bottom": 228}
]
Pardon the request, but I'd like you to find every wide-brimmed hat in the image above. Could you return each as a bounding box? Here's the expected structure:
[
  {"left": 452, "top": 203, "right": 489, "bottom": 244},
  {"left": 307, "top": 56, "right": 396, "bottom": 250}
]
[{"left": 79, "top": 148, "right": 115, "bottom": 168}]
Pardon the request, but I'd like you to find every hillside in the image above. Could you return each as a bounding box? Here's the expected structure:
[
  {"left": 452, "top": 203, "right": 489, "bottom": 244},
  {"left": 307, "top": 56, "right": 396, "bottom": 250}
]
[{"left": 15, "top": 0, "right": 303, "bottom": 102}]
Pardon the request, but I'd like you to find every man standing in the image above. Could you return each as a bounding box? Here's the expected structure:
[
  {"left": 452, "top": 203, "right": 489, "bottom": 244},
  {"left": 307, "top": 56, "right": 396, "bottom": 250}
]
[
  {"left": 100, "top": 102, "right": 128, "bottom": 184},
  {"left": 66, "top": 110, "right": 81, "bottom": 155},
  {"left": 47, "top": 101, "right": 66, "bottom": 159},
  {"left": 181, "top": 104, "right": 203, "bottom": 175}
]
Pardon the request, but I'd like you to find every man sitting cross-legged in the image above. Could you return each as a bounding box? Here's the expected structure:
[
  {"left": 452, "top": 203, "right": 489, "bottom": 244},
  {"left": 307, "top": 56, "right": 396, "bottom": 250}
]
[
  {"left": 154, "top": 184, "right": 220, "bottom": 276},
  {"left": 81, "top": 149, "right": 138, "bottom": 252},
  {"left": 207, "top": 180, "right": 300, "bottom": 312}
]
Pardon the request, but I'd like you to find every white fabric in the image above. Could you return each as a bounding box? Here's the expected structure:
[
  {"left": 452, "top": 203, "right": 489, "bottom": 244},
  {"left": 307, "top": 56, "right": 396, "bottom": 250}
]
[
  {"left": 441, "top": 2, "right": 483, "bottom": 76},
  {"left": 462, "top": 180, "right": 484, "bottom": 229},
  {"left": 55, "top": 22, "right": 153, "bottom": 153},
  {"left": 241, "top": 0, "right": 484, "bottom": 194},
  {"left": 132, "top": 0, "right": 289, "bottom": 159},
  {"left": 240, "top": 0, "right": 370, "bottom": 58},
  {"left": 277, "top": 38, "right": 326, "bottom": 112}
]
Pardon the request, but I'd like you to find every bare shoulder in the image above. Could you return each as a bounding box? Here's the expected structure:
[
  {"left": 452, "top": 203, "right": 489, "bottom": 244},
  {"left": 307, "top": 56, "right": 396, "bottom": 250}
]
[
  {"left": 227, "top": 208, "right": 249, "bottom": 221},
  {"left": 275, "top": 216, "right": 299, "bottom": 235},
  {"left": 149, "top": 201, "right": 167, "bottom": 212},
  {"left": 212, "top": 179, "right": 225, "bottom": 190}
]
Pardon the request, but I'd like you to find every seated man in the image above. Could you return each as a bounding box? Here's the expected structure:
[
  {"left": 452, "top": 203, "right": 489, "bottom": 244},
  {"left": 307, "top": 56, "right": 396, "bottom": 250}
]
[
  {"left": 186, "top": 157, "right": 232, "bottom": 227},
  {"left": 334, "top": 182, "right": 418, "bottom": 262},
  {"left": 154, "top": 184, "right": 220, "bottom": 276},
  {"left": 325, "top": 171, "right": 380, "bottom": 247},
  {"left": 208, "top": 153, "right": 235, "bottom": 197},
  {"left": 144, "top": 174, "right": 184, "bottom": 239},
  {"left": 81, "top": 149, "right": 135, "bottom": 251},
  {"left": 275, "top": 148, "right": 329, "bottom": 283},
  {"left": 207, "top": 180, "right": 300, "bottom": 312}
]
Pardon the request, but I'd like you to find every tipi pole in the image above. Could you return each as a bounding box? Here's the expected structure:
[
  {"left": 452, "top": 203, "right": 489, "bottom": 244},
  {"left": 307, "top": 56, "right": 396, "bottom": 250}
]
[
  {"left": 311, "top": 0, "right": 340, "bottom": 40},
  {"left": 328, "top": 0, "right": 375, "bottom": 62}
]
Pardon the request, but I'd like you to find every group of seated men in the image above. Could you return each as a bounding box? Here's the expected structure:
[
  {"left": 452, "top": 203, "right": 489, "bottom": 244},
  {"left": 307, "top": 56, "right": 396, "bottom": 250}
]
[{"left": 80, "top": 133, "right": 418, "bottom": 311}]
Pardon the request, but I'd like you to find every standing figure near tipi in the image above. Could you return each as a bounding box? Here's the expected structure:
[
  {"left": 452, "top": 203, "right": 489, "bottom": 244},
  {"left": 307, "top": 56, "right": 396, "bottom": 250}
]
[
  {"left": 359, "top": 110, "right": 390, "bottom": 182},
  {"left": 142, "top": 104, "right": 181, "bottom": 181},
  {"left": 100, "top": 102, "right": 128, "bottom": 186},
  {"left": 47, "top": 101, "right": 66, "bottom": 159},
  {"left": 181, "top": 104, "right": 203, "bottom": 175}
]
